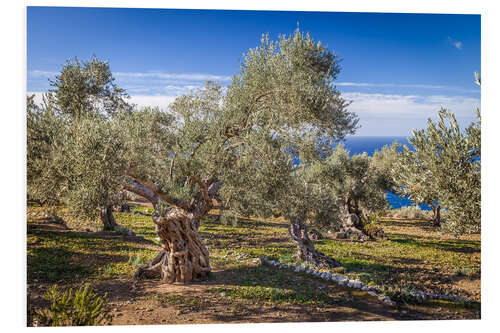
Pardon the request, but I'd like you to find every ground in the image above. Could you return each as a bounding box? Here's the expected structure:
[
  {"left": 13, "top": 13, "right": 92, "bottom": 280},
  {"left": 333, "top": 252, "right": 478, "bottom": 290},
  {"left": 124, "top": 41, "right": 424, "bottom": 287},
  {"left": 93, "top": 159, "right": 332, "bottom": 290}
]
[{"left": 26, "top": 204, "right": 481, "bottom": 326}]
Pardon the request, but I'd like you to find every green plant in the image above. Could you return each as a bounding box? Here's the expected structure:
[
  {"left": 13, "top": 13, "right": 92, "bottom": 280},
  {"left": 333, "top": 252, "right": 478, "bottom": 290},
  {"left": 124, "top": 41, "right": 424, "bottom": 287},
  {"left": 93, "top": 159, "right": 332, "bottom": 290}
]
[
  {"left": 35, "top": 284, "right": 111, "bottom": 326},
  {"left": 390, "top": 205, "right": 430, "bottom": 220},
  {"left": 127, "top": 253, "right": 149, "bottom": 267}
]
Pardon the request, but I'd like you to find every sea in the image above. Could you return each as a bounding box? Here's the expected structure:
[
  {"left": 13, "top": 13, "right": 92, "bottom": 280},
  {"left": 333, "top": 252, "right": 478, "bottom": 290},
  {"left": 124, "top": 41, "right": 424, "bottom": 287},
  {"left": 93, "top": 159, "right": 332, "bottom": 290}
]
[{"left": 339, "top": 136, "right": 430, "bottom": 210}]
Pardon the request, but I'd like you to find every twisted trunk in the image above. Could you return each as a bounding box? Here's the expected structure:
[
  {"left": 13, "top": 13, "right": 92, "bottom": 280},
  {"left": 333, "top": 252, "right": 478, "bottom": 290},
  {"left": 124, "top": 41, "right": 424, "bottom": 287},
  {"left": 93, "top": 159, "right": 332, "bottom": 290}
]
[
  {"left": 124, "top": 177, "right": 219, "bottom": 284},
  {"left": 289, "top": 217, "right": 341, "bottom": 269},
  {"left": 336, "top": 198, "right": 370, "bottom": 240},
  {"left": 100, "top": 205, "right": 117, "bottom": 231},
  {"left": 134, "top": 209, "right": 210, "bottom": 283}
]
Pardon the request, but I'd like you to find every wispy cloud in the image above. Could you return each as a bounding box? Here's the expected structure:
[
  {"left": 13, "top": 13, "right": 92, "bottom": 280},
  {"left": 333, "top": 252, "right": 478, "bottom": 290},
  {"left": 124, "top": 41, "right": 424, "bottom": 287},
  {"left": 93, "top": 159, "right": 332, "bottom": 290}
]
[
  {"left": 114, "top": 72, "right": 232, "bottom": 82},
  {"left": 448, "top": 36, "right": 463, "bottom": 50},
  {"left": 29, "top": 70, "right": 232, "bottom": 82},
  {"left": 343, "top": 92, "right": 480, "bottom": 118},
  {"left": 336, "top": 81, "right": 477, "bottom": 94}
]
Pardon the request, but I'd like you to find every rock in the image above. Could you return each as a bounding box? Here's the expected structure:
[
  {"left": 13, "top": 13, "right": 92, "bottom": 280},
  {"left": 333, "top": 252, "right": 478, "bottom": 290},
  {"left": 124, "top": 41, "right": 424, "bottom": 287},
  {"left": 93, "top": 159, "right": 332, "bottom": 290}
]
[
  {"left": 127, "top": 230, "right": 135, "bottom": 236},
  {"left": 227, "top": 251, "right": 234, "bottom": 256},
  {"left": 252, "top": 258, "right": 261, "bottom": 264},
  {"left": 335, "top": 232, "right": 347, "bottom": 239},
  {"left": 378, "top": 295, "right": 389, "bottom": 302},
  {"left": 219, "top": 292, "right": 226, "bottom": 297}
]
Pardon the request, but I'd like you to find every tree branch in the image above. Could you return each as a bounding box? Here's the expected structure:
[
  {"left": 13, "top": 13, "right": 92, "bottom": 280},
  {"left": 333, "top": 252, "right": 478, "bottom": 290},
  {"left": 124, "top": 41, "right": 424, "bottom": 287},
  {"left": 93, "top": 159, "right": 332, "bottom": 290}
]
[
  {"left": 125, "top": 169, "right": 190, "bottom": 210},
  {"left": 122, "top": 178, "right": 160, "bottom": 207}
]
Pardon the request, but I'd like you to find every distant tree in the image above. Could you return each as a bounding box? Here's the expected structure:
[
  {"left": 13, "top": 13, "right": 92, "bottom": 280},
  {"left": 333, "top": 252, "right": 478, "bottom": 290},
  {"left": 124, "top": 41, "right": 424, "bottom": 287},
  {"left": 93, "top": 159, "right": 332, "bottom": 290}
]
[
  {"left": 385, "top": 74, "right": 480, "bottom": 233},
  {"left": 28, "top": 28, "right": 358, "bottom": 283},
  {"left": 306, "top": 145, "right": 390, "bottom": 239},
  {"left": 47, "top": 56, "right": 132, "bottom": 119},
  {"left": 27, "top": 56, "right": 133, "bottom": 230}
]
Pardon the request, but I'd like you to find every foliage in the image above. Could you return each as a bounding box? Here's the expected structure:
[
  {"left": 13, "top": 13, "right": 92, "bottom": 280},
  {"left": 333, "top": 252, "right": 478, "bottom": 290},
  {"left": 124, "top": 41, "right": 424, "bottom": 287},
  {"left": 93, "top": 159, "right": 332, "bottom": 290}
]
[
  {"left": 27, "top": 55, "right": 134, "bottom": 221},
  {"left": 47, "top": 55, "right": 132, "bottom": 119},
  {"left": 35, "top": 284, "right": 111, "bottom": 326},
  {"left": 302, "top": 145, "right": 390, "bottom": 231},
  {"left": 392, "top": 108, "right": 480, "bottom": 234},
  {"left": 27, "top": 28, "right": 359, "bottom": 230}
]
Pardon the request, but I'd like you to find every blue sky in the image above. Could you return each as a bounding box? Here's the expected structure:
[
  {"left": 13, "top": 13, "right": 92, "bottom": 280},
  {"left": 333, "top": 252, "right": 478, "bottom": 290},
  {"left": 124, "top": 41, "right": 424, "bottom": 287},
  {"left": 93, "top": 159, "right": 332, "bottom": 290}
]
[{"left": 27, "top": 7, "right": 481, "bottom": 136}]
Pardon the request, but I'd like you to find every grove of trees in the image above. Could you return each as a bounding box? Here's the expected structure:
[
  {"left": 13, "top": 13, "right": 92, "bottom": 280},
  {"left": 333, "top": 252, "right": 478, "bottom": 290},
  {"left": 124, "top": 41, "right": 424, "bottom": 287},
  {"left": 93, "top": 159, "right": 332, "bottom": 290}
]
[{"left": 27, "top": 28, "right": 481, "bottom": 285}]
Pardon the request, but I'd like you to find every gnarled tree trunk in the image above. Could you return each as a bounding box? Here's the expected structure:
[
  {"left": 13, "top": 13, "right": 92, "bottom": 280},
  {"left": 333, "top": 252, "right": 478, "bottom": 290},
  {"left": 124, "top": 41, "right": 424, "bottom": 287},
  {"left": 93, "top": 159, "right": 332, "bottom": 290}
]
[
  {"left": 100, "top": 205, "right": 117, "bottom": 231},
  {"left": 289, "top": 217, "right": 341, "bottom": 269},
  {"left": 124, "top": 176, "right": 220, "bottom": 284},
  {"left": 134, "top": 209, "right": 210, "bottom": 283},
  {"left": 336, "top": 199, "right": 371, "bottom": 240}
]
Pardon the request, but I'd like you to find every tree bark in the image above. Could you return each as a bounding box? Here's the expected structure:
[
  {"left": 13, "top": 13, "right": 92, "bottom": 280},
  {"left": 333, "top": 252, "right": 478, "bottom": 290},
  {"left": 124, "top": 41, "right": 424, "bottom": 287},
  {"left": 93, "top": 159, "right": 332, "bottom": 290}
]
[
  {"left": 431, "top": 204, "right": 441, "bottom": 227},
  {"left": 134, "top": 208, "right": 210, "bottom": 283},
  {"left": 289, "top": 217, "right": 342, "bottom": 269},
  {"left": 337, "top": 199, "right": 370, "bottom": 240},
  {"left": 124, "top": 177, "right": 217, "bottom": 284},
  {"left": 100, "top": 205, "right": 117, "bottom": 231}
]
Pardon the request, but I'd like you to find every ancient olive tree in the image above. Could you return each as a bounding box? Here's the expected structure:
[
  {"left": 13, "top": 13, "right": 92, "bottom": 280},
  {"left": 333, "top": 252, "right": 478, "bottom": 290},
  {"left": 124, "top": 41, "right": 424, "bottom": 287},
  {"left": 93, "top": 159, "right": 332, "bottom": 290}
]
[
  {"left": 304, "top": 145, "right": 389, "bottom": 240},
  {"left": 27, "top": 56, "right": 133, "bottom": 230},
  {"left": 29, "top": 28, "right": 358, "bottom": 283}
]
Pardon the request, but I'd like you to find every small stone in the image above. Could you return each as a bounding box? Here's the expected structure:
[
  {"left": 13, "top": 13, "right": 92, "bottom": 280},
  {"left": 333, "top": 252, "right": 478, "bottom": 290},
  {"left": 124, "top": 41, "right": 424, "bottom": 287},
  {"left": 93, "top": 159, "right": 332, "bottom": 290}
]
[
  {"left": 219, "top": 292, "right": 226, "bottom": 297},
  {"left": 353, "top": 280, "right": 363, "bottom": 289}
]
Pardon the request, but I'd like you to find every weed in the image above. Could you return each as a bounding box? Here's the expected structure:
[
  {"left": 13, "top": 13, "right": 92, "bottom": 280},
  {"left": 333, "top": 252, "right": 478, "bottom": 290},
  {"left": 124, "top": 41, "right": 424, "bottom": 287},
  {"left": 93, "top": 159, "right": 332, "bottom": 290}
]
[{"left": 35, "top": 284, "right": 111, "bottom": 326}]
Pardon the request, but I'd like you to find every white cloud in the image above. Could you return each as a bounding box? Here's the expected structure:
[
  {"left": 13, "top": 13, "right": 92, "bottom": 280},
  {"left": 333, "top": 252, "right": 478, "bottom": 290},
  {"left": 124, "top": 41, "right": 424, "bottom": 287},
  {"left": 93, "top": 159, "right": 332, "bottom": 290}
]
[
  {"left": 448, "top": 36, "right": 463, "bottom": 50},
  {"left": 29, "top": 70, "right": 57, "bottom": 78},
  {"left": 29, "top": 70, "right": 232, "bottom": 82},
  {"left": 128, "top": 95, "right": 177, "bottom": 111},
  {"left": 343, "top": 92, "right": 480, "bottom": 118},
  {"left": 336, "top": 81, "right": 479, "bottom": 94},
  {"left": 114, "top": 71, "right": 232, "bottom": 82}
]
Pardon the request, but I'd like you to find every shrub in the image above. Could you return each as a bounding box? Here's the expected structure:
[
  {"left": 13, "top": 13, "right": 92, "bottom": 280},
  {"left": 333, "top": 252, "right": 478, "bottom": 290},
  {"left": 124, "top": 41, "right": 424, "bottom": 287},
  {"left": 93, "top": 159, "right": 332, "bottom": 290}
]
[
  {"left": 35, "top": 284, "right": 111, "bottom": 326},
  {"left": 389, "top": 205, "right": 430, "bottom": 220}
]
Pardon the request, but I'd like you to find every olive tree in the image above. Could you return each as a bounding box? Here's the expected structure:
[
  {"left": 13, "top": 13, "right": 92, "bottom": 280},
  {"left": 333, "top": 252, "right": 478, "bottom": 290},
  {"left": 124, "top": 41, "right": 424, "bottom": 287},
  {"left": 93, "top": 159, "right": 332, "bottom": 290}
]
[
  {"left": 28, "top": 28, "right": 358, "bottom": 283},
  {"left": 27, "top": 56, "right": 133, "bottom": 230},
  {"left": 385, "top": 74, "right": 480, "bottom": 234},
  {"left": 397, "top": 109, "right": 480, "bottom": 234},
  {"left": 305, "top": 145, "right": 389, "bottom": 240}
]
